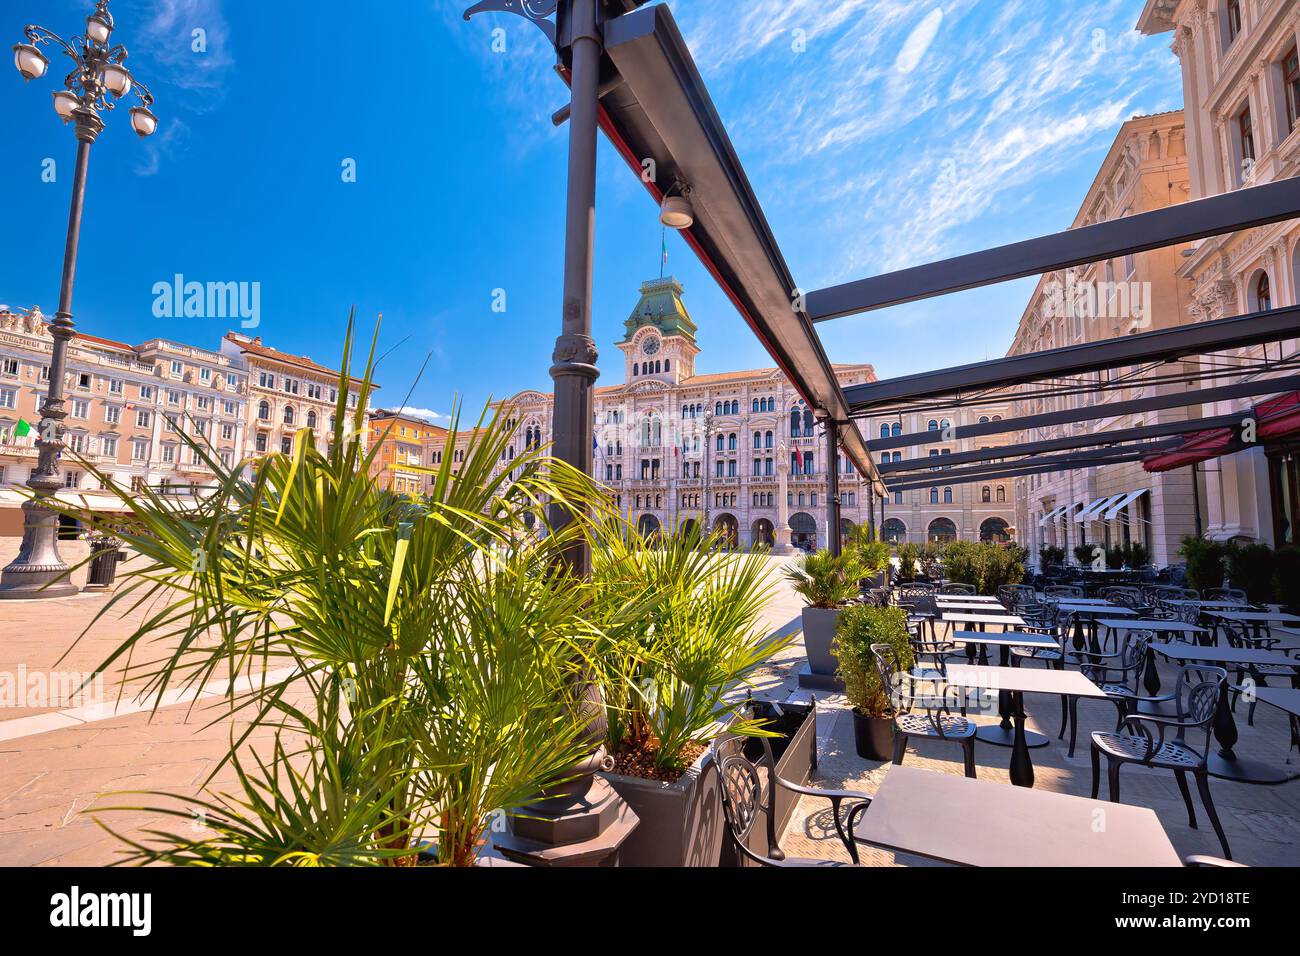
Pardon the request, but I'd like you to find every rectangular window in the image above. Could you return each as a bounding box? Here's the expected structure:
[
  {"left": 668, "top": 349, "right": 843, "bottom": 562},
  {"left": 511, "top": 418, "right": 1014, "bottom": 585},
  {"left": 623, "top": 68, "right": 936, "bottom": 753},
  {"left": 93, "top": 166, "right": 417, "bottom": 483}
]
[
  {"left": 108, "top": 378, "right": 122, "bottom": 394},
  {"left": 64, "top": 471, "right": 79, "bottom": 487},
  {"left": 167, "top": 389, "right": 181, "bottom": 406},
  {"left": 223, "top": 400, "right": 237, "bottom": 416},
  {"left": 196, "top": 396, "right": 211, "bottom": 411},
  {"left": 226, "top": 372, "right": 238, "bottom": 388},
  {"left": 200, "top": 367, "right": 211, "bottom": 381},
  {"left": 131, "top": 439, "right": 149, "bottom": 461},
  {"left": 105, "top": 405, "right": 120, "bottom": 424},
  {"left": 161, "top": 444, "right": 175, "bottom": 463},
  {"left": 136, "top": 410, "right": 152, "bottom": 428},
  {"left": 280, "top": 436, "right": 293, "bottom": 455},
  {"left": 259, "top": 372, "right": 275, "bottom": 389},
  {"left": 0, "top": 387, "right": 15, "bottom": 410},
  {"left": 221, "top": 423, "right": 235, "bottom": 441},
  {"left": 77, "top": 372, "right": 91, "bottom": 389},
  {"left": 1225, "top": 0, "right": 1241, "bottom": 44},
  {"left": 66, "top": 433, "right": 86, "bottom": 453},
  {"left": 139, "top": 384, "right": 155, "bottom": 400},
  {"left": 101, "top": 436, "right": 117, "bottom": 457},
  {"left": 1, "top": 358, "right": 18, "bottom": 377},
  {"left": 170, "top": 360, "right": 182, "bottom": 376},
  {"left": 1285, "top": 47, "right": 1300, "bottom": 134},
  {"left": 71, "top": 398, "right": 89, "bottom": 419}
]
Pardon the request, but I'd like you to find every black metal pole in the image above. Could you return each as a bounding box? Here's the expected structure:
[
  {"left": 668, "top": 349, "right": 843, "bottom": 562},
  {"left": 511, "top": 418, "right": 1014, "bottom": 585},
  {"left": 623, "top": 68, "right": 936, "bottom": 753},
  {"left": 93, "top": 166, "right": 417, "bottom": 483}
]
[
  {"left": 1191, "top": 462, "right": 1203, "bottom": 538},
  {"left": 1, "top": 112, "right": 99, "bottom": 599},
  {"left": 548, "top": 0, "right": 601, "bottom": 577},
  {"left": 826, "top": 423, "right": 841, "bottom": 556}
]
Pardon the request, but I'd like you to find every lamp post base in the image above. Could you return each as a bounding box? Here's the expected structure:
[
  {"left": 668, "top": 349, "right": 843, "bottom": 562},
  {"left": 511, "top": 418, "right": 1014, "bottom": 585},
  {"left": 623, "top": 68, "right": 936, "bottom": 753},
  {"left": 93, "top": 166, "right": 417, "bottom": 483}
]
[{"left": 0, "top": 496, "right": 79, "bottom": 600}]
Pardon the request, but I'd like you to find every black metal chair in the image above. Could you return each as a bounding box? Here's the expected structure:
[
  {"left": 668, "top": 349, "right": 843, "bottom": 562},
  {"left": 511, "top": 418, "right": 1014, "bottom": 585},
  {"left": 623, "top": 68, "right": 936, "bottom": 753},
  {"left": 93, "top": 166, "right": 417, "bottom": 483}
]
[
  {"left": 1090, "top": 665, "right": 1232, "bottom": 859},
  {"left": 1205, "top": 587, "right": 1248, "bottom": 604},
  {"left": 939, "top": 583, "right": 975, "bottom": 595},
  {"left": 874, "top": 642, "right": 977, "bottom": 777},
  {"left": 896, "top": 585, "right": 940, "bottom": 640},
  {"left": 1044, "top": 584, "right": 1084, "bottom": 599},
  {"left": 1079, "top": 631, "right": 1162, "bottom": 730},
  {"left": 715, "top": 745, "right": 870, "bottom": 867},
  {"left": 1219, "top": 618, "right": 1296, "bottom": 726}
]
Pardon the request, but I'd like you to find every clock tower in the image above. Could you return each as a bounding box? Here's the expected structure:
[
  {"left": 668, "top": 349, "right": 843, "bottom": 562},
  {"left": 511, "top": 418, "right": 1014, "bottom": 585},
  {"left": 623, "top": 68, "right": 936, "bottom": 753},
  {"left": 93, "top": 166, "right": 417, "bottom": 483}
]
[{"left": 616, "top": 276, "right": 699, "bottom": 386}]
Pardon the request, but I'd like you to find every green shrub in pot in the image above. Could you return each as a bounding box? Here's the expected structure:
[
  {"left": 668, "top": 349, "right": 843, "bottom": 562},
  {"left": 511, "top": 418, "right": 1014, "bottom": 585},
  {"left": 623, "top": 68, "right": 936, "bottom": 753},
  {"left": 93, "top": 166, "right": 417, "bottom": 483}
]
[
  {"left": 896, "top": 542, "right": 920, "bottom": 579},
  {"left": 1180, "top": 536, "right": 1227, "bottom": 594},
  {"left": 1224, "top": 541, "right": 1276, "bottom": 604},
  {"left": 783, "top": 549, "right": 865, "bottom": 683},
  {"left": 832, "top": 604, "right": 913, "bottom": 760}
]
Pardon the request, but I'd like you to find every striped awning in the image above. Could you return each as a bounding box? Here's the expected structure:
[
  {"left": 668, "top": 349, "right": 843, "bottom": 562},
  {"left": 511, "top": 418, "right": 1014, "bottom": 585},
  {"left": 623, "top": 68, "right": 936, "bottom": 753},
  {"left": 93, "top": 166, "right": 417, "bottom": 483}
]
[
  {"left": 1038, "top": 504, "right": 1071, "bottom": 525},
  {"left": 1102, "top": 488, "right": 1149, "bottom": 520},
  {"left": 1074, "top": 494, "right": 1125, "bottom": 522}
]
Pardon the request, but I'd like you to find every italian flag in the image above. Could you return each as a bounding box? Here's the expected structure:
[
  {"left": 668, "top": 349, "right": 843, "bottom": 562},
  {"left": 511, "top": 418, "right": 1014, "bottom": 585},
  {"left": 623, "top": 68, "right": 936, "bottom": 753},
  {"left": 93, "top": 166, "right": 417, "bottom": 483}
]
[{"left": 14, "top": 418, "right": 31, "bottom": 438}]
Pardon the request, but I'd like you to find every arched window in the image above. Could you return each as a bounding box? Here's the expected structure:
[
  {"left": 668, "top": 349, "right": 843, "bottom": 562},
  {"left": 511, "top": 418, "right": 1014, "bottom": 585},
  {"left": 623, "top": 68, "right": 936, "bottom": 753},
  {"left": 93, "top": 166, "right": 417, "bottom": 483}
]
[
  {"left": 633, "top": 363, "right": 639, "bottom": 376},
  {"left": 891, "top": 423, "right": 901, "bottom": 437},
  {"left": 716, "top": 434, "right": 725, "bottom": 452},
  {"left": 765, "top": 430, "right": 773, "bottom": 448},
  {"left": 753, "top": 399, "right": 760, "bottom": 413},
  {"left": 943, "top": 487, "right": 953, "bottom": 503},
  {"left": 982, "top": 485, "right": 991, "bottom": 503},
  {"left": 1256, "top": 271, "right": 1272, "bottom": 311},
  {"left": 891, "top": 451, "right": 902, "bottom": 463},
  {"left": 664, "top": 359, "right": 669, "bottom": 372},
  {"left": 790, "top": 407, "right": 802, "bottom": 436},
  {"left": 928, "top": 420, "right": 939, "bottom": 431},
  {"left": 803, "top": 407, "right": 813, "bottom": 433},
  {"left": 992, "top": 415, "right": 1002, "bottom": 421},
  {"left": 306, "top": 410, "right": 317, "bottom": 429},
  {"left": 929, "top": 487, "right": 939, "bottom": 504},
  {"left": 728, "top": 433, "right": 737, "bottom": 451},
  {"left": 880, "top": 423, "right": 890, "bottom": 439},
  {"left": 754, "top": 432, "right": 762, "bottom": 449},
  {"left": 257, "top": 400, "right": 270, "bottom": 421},
  {"left": 283, "top": 405, "right": 295, "bottom": 425},
  {"left": 979, "top": 416, "right": 989, "bottom": 424},
  {"left": 996, "top": 485, "right": 1006, "bottom": 503},
  {"left": 654, "top": 360, "right": 661, "bottom": 373},
  {"left": 940, "top": 419, "right": 950, "bottom": 432},
  {"left": 715, "top": 402, "right": 723, "bottom": 416}
]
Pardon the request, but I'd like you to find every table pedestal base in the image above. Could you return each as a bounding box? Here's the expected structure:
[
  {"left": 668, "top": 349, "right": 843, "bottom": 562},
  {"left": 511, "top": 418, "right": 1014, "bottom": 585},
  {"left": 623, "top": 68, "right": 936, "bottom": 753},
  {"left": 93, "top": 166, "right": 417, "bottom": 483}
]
[
  {"left": 1207, "top": 752, "right": 1300, "bottom": 785},
  {"left": 977, "top": 726, "right": 1050, "bottom": 748}
]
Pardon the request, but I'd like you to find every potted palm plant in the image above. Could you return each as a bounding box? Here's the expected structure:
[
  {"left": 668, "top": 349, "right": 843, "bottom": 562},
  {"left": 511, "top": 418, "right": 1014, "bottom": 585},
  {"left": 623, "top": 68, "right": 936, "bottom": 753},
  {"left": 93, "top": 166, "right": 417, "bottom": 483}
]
[
  {"left": 784, "top": 549, "right": 865, "bottom": 690},
  {"left": 849, "top": 525, "right": 893, "bottom": 591},
  {"left": 832, "top": 604, "right": 914, "bottom": 760},
  {"left": 588, "top": 523, "right": 797, "bottom": 867},
  {"left": 54, "top": 318, "right": 618, "bottom": 867}
]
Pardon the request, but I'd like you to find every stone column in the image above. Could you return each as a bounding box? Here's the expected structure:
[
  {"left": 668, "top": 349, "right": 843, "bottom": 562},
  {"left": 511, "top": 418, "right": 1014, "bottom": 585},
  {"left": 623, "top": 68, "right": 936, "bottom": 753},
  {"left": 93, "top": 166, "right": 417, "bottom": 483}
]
[{"left": 773, "top": 440, "right": 793, "bottom": 554}]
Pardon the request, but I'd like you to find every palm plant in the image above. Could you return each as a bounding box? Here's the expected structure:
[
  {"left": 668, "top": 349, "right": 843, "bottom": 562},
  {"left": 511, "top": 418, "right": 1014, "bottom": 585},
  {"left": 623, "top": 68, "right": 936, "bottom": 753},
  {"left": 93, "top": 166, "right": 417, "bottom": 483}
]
[
  {"left": 589, "top": 523, "right": 791, "bottom": 772},
  {"left": 783, "top": 549, "right": 864, "bottom": 609},
  {"left": 59, "top": 314, "right": 617, "bottom": 866}
]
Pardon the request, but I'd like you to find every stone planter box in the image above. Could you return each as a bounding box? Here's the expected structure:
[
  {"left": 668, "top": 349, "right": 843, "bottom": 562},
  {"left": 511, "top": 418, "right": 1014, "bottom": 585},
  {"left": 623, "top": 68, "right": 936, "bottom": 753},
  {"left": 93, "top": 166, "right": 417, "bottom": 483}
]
[
  {"left": 798, "top": 606, "right": 844, "bottom": 691},
  {"left": 599, "top": 700, "right": 817, "bottom": 867}
]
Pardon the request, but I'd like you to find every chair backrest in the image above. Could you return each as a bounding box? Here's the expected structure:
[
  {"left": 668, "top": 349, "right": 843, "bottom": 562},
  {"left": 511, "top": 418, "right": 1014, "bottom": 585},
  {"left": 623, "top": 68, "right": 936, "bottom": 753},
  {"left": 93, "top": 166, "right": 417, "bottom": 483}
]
[
  {"left": 1172, "top": 665, "right": 1226, "bottom": 740},
  {"left": 1082, "top": 631, "right": 1151, "bottom": 687},
  {"left": 940, "top": 583, "right": 975, "bottom": 595},
  {"left": 717, "top": 754, "right": 777, "bottom": 867},
  {"left": 870, "top": 642, "right": 909, "bottom": 713},
  {"left": 1173, "top": 602, "right": 1201, "bottom": 626},
  {"left": 1101, "top": 586, "right": 1142, "bottom": 609},
  {"left": 1206, "top": 587, "right": 1247, "bottom": 603},
  {"left": 896, "top": 586, "right": 937, "bottom": 616},
  {"left": 1045, "top": 584, "right": 1083, "bottom": 598}
]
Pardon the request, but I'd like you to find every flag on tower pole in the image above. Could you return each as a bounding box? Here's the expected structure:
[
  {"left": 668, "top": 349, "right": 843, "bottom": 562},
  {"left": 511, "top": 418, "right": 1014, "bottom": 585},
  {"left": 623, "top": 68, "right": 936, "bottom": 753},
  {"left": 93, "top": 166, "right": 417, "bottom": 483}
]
[{"left": 660, "top": 227, "right": 668, "bottom": 279}]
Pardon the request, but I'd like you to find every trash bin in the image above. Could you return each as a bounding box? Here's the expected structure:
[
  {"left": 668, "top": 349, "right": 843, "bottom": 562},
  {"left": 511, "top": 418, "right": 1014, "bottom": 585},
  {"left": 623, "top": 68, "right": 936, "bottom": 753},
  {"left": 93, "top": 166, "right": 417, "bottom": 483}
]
[{"left": 85, "top": 539, "right": 122, "bottom": 590}]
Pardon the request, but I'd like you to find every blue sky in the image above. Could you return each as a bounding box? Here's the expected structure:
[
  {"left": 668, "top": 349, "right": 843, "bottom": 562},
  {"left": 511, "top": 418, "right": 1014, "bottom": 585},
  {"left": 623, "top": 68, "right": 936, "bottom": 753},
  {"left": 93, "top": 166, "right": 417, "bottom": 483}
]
[{"left": 0, "top": 0, "right": 1183, "bottom": 422}]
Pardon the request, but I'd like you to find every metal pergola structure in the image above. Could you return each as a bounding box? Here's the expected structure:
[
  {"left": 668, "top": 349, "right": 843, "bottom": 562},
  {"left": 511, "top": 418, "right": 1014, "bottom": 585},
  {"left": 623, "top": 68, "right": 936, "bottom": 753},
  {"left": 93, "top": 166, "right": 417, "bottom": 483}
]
[{"left": 470, "top": 0, "right": 1300, "bottom": 557}]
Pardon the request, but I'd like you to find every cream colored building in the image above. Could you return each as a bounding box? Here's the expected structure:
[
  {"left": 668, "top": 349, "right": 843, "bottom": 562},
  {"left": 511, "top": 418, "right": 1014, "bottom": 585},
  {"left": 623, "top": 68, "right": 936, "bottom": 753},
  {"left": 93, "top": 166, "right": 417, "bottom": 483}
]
[
  {"left": 495, "top": 277, "right": 1014, "bottom": 549},
  {"left": 1008, "top": 111, "right": 1201, "bottom": 567},
  {"left": 1139, "top": 0, "right": 1300, "bottom": 549},
  {"left": 0, "top": 310, "right": 370, "bottom": 537}
]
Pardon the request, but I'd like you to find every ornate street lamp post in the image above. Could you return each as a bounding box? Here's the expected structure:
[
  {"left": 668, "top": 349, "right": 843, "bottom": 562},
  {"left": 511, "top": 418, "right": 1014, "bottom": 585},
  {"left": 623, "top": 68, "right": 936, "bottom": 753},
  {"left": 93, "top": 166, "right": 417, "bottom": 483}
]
[
  {"left": 701, "top": 409, "right": 713, "bottom": 535},
  {"left": 1, "top": 0, "right": 156, "bottom": 600}
]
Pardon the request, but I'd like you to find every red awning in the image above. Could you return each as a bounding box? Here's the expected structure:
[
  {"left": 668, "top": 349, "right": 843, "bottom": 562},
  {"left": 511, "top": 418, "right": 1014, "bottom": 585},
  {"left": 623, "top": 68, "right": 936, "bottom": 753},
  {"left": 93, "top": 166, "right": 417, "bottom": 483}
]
[
  {"left": 1255, "top": 391, "right": 1300, "bottom": 442},
  {"left": 1142, "top": 427, "right": 1237, "bottom": 473}
]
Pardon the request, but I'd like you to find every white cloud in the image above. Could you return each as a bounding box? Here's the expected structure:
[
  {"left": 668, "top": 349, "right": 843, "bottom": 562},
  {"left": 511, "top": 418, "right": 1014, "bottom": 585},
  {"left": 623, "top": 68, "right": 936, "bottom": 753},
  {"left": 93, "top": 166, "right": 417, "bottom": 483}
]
[
  {"left": 395, "top": 406, "right": 448, "bottom": 424},
  {"left": 136, "top": 0, "right": 234, "bottom": 110},
  {"left": 895, "top": 8, "right": 944, "bottom": 74}
]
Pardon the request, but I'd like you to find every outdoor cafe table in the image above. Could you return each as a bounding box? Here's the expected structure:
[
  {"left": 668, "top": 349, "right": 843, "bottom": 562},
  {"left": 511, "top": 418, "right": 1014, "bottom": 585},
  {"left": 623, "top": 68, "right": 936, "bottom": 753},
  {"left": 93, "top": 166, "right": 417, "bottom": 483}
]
[
  {"left": 1148, "top": 642, "right": 1300, "bottom": 785},
  {"left": 853, "top": 765, "right": 1182, "bottom": 867},
  {"left": 1254, "top": 687, "right": 1300, "bottom": 764},
  {"left": 949, "top": 632, "right": 1058, "bottom": 750},
  {"left": 934, "top": 600, "right": 1011, "bottom": 612},
  {"left": 944, "top": 664, "right": 1106, "bottom": 787},
  {"left": 1098, "top": 619, "right": 1210, "bottom": 691},
  {"left": 941, "top": 611, "right": 1026, "bottom": 660},
  {"left": 1057, "top": 603, "right": 1136, "bottom": 654},
  {"left": 1207, "top": 609, "right": 1300, "bottom": 644},
  {"left": 1166, "top": 599, "right": 1249, "bottom": 610},
  {"left": 936, "top": 594, "right": 1001, "bottom": 602}
]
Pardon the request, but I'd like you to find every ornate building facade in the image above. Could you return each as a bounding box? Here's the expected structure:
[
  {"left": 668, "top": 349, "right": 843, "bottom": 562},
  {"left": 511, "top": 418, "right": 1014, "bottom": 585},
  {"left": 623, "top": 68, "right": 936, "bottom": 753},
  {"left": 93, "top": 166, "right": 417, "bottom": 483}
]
[
  {"left": 1008, "top": 110, "right": 1201, "bottom": 566},
  {"left": 1139, "top": 0, "right": 1300, "bottom": 548},
  {"left": 494, "top": 277, "right": 1014, "bottom": 550},
  {"left": 0, "top": 309, "right": 370, "bottom": 536}
]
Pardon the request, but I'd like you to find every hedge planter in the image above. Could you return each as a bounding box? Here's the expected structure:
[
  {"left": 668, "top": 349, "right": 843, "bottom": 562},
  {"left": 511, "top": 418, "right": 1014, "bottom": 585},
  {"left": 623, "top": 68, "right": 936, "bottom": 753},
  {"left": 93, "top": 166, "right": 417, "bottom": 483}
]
[
  {"left": 852, "top": 709, "right": 894, "bottom": 761},
  {"left": 797, "top": 607, "right": 844, "bottom": 691},
  {"left": 600, "top": 700, "right": 817, "bottom": 868}
]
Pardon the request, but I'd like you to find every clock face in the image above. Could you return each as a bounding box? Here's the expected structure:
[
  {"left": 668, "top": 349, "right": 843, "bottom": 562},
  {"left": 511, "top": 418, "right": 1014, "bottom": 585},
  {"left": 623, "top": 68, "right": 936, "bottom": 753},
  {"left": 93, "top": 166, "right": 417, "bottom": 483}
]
[{"left": 643, "top": 337, "right": 660, "bottom": 355}]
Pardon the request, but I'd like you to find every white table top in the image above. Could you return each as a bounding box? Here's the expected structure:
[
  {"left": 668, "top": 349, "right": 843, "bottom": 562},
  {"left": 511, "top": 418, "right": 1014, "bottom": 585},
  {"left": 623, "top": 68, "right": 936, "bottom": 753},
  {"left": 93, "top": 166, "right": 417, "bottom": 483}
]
[
  {"left": 944, "top": 664, "right": 1107, "bottom": 698},
  {"left": 1047, "top": 597, "right": 1111, "bottom": 606},
  {"left": 940, "top": 612, "right": 1026, "bottom": 626},
  {"left": 1207, "top": 610, "right": 1300, "bottom": 625},
  {"left": 853, "top": 765, "right": 1182, "bottom": 867},
  {"left": 1254, "top": 687, "right": 1300, "bottom": 718},
  {"left": 1097, "top": 619, "right": 1207, "bottom": 633},
  {"left": 1165, "top": 599, "right": 1248, "bottom": 609},
  {"left": 1058, "top": 603, "right": 1135, "bottom": 615},
  {"left": 950, "top": 630, "right": 1057, "bottom": 648},
  {"left": 1151, "top": 641, "right": 1300, "bottom": 667},
  {"left": 935, "top": 600, "right": 1010, "bottom": 612},
  {"left": 936, "top": 594, "right": 1001, "bottom": 602}
]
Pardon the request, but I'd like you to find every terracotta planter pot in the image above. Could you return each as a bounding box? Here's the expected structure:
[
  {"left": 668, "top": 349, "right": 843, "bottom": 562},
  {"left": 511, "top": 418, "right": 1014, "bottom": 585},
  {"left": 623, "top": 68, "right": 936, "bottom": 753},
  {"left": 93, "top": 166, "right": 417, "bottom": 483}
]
[{"left": 852, "top": 708, "right": 894, "bottom": 761}]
